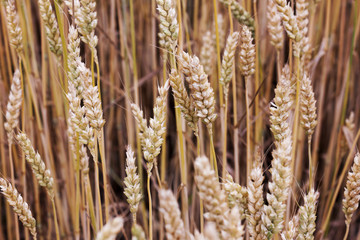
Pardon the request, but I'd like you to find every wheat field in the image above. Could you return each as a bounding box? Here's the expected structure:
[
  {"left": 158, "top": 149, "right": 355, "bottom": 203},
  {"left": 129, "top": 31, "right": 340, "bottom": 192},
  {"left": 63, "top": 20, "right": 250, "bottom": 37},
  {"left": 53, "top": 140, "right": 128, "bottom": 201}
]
[{"left": 0, "top": 0, "right": 360, "bottom": 239}]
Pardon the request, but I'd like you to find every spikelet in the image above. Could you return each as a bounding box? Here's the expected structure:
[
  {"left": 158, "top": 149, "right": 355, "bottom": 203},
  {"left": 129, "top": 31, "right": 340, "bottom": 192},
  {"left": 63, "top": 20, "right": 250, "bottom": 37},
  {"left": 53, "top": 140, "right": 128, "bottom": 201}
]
[
  {"left": 0, "top": 178, "right": 37, "bottom": 239},
  {"left": 169, "top": 69, "right": 199, "bottom": 135},
  {"left": 223, "top": 172, "right": 248, "bottom": 220},
  {"left": 280, "top": 215, "right": 298, "bottom": 240},
  {"left": 298, "top": 189, "right": 319, "bottom": 240},
  {"left": 16, "top": 133, "right": 54, "bottom": 199},
  {"left": 159, "top": 189, "right": 186, "bottom": 240},
  {"left": 219, "top": 0, "right": 255, "bottom": 34},
  {"left": 219, "top": 31, "right": 240, "bottom": 99},
  {"left": 79, "top": 64, "right": 105, "bottom": 131},
  {"left": 4, "top": 69, "right": 22, "bottom": 145},
  {"left": 96, "top": 216, "right": 124, "bottom": 240},
  {"left": 156, "top": 0, "right": 179, "bottom": 53},
  {"left": 131, "top": 81, "right": 170, "bottom": 171},
  {"left": 5, "top": 0, "right": 23, "bottom": 54},
  {"left": 343, "top": 153, "right": 360, "bottom": 227},
  {"left": 239, "top": 26, "right": 255, "bottom": 77},
  {"left": 38, "top": 0, "right": 62, "bottom": 56},
  {"left": 247, "top": 148, "right": 265, "bottom": 240},
  {"left": 67, "top": 26, "right": 83, "bottom": 96},
  {"left": 194, "top": 156, "right": 244, "bottom": 239},
  {"left": 200, "top": 31, "right": 215, "bottom": 75},
  {"left": 300, "top": 74, "right": 317, "bottom": 139},
  {"left": 269, "top": 66, "right": 293, "bottom": 143},
  {"left": 177, "top": 51, "right": 217, "bottom": 132},
  {"left": 124, "top": 146, "right": 142, "bottom": 222},
  {"left": 267, "top": 0, "right": 283, "bottom": 50},
  {"left": 262, "top": 66, "right": 293, "bottom": 238}
]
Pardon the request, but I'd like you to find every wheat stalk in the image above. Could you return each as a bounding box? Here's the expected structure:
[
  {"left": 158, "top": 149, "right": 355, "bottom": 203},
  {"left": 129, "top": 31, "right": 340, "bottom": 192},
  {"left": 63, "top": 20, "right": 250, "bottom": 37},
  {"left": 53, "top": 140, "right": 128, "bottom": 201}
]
[
  {"left": 96, "top": 216, "right": 123, "bottom": 240},
  {"left": 124, "top": 146, "right": 142, "bottom": 223},
  {"left": 16, "top": 133, "right": 54, "bottom": 199},
  {"left": 4, "top": 69, "right": 22, "bottom": 145},
  {"left": 5, "top": 0, "right": 23, "bottom": 54},
  {"left": 38, "top": 0, "right": 62, "bottom": 56},
  {"left": 0, "top": 178, "right": 37, "bottom": 239}
]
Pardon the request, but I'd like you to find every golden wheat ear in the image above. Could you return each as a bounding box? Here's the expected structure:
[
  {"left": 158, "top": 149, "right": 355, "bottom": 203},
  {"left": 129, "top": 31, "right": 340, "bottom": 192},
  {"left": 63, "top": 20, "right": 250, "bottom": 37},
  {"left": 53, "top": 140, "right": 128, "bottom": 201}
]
[
  {"left": 0, "top": 178, "right": 37, "bottom": 239},
  {"left": 96, "top": 216, "right": 124, "bottom": 240},
  {"left": 5, "top": 0, "right": 24, "bottom": 54}
]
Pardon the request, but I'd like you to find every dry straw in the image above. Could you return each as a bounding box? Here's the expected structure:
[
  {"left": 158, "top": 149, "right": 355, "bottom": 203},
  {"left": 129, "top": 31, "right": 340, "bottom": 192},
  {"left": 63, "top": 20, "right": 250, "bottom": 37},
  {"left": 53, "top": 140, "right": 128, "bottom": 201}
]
[
  {"left": 16, "top": 133, "right": 54, "bottom": 199},
  {"left": 4, "top": 69, "right": 22, "bottom": 144},
  {"left": 5, "top": 0, "right": 23, "bottom": 54},
  {"left": 0, "top": 178, "right": 37, "bottom": 239},
  {"left": 124, "top": 146, "right": 142, "bottom": 223},
  {"left": 95, "top": 216, "right": 124, "bottom": 240},
  {"left": 38, "top": 0, "right": 62, "bottom": 56}
]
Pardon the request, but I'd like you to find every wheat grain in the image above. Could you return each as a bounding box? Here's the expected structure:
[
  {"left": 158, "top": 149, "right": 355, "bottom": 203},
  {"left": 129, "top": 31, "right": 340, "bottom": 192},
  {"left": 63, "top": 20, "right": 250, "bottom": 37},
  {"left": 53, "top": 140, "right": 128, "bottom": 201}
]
[
  {"left": 343, "top": 153, "right": 360, "bottom": 227},
  {"left": 16, "top": 133, "right": 54, "bottom": 199},
  {"left": 96, "top": 216, "right": 123, "bottom": 240},
  {"left": 159, "top": 189, "right": 186, "bottom": 240},
  {"left": 0, "top": 178, "right": 37, "bottom": 239},
  {"left": 5, "top": 0, "right": 23, "bottom": 54},
  {"left": 38, "top": 0, "right": 62, "bottom": 56},
  {"left": 124, "top": 146, "right": 142, "bottom": 223},
  {"left": 220, "top": 31, "right": 240, "bottom": 99},
  {"left": 4, "top": 69, "right": 22, "bottom": 145},
  {"left": 298, "top": 189, "right": 319, "bottom": 240}
]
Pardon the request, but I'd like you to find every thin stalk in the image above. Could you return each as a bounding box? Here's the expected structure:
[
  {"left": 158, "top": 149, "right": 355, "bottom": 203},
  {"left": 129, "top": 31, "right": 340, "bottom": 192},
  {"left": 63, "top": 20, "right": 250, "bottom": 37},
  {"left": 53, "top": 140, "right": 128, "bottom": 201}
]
[
  {"left": 85, "top": 174, "right": 97, "bottom": 233},
  {"left": 98, "top": 130, "right": 109, "bottom": 221},
  {"left": 52, "top": 199, "right": 60, "bottom": 240},
  {"left": 222, "top": 100, "right": 228, "bottom": 179},
  {"left": 74, "top": 136, "right": 81, "bottom": 239},
  {"left": 93, "top": 136, "right": 103, "bottom": 229},
  {"left": 9, "top": 144, "right": 20, "bottom": 240},
  {"left": 245, "top": 76, "right": 252, "bottom": 181},
  {"left": 308, "top": 138, "right": 313, "bottom": 190},
  {"left": 209, "top": 131, "right": 218, "bottom": 177},
  {"left": 343, "top": 225, "right": 350, "bottom": 240},
  {"left": 147, "top": 172, "right": 153, "bottom": 240},
  {"left": 160, "top": 58, "right": 167, "bottom": 181},
  {"left": 213, "top": 0, "right": 223, "bottom": 106}
]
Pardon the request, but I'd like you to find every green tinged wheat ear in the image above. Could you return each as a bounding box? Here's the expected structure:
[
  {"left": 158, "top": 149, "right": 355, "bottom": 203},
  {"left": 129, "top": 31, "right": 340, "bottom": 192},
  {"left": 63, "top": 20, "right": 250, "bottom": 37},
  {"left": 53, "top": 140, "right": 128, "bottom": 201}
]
[
  {"left": 194, "top": 156, "right": 244, "bottom": 239},
  {"left": 131, "top": 224, "right": 146, "bottom": 240},
  {"left": 298, "top": 189, "right": 319, "bottom": 240},
  {"left": 159, "top": 189, "right": 187, "bottom": 240},
  {"left": 124, "top": 146, "right": 142, "bottom": 223},
  {"left": 177, "top": 51, "right": 217, "bottom": 133},
  {"left": 5, "top": 0, "right": 23, "bottom": 54},
  {"left": 239, "top": 26, "right": 255, "bottom": 77},
  {"left": 131, "top": 81, "right": 170, "bottom": 172},
  {"left": 262, "top": 67, "right": 293, "bottom": 239},
  {"left": 38, "top": 0, "right": 62, "bottom": 56},
  {"left": 223, "top": 172, "right": 248, "bottom": 220},
  {"left": 200, "top": 31, "right": 215, "bottom": 76},
  {"left": 267, "top": 0, "right": 283, "bottom": 51},
  {"left": 16, "top": 133, "right": 55, "bottom": 199},
  {"left": 95, "top": 216, "right": 123, "bottom": 240},
  {"left": 343, "top": 153, "right": 360, "bottom": 228},
  {"left": 0, "top": 178, "right": 37, "bottom": 239},
  {"left": 300, "top": 74, "right": 317, "bottom": 139},
  {"left": 4, "top": 69, "right": 22, "bottom": 145},
  {"left": 156, "top": 0, "right": 179, "bottom": 53},
  {"left": 219, "top": 0, "right": 255, "bottom": 34},
  {"left": 247, "top": 148, "right": 265, "bottom": 240},
  {"left": 220, "top": 31, "right": 240, "bottom": 99},
  {"left": 169, "top": 69, "right": 199, "bottom": 135}
]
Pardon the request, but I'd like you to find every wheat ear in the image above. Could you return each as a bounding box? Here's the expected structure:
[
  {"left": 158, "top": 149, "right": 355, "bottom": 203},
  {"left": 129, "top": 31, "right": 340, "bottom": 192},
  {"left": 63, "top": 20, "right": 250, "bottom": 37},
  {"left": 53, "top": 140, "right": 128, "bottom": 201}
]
[
  {"left": 296, "top": 0, "right": 310, "bottom": 60},
  {"left": 298, "top": 189, "right": 319, "bottom": 240},
  {"left": 220, "top": 31, "right": 240, "bottom": 99},
  {"left": 300, "top": 74, "right": 317, "bottom": 138},
  {"left": 267, "top": 0, "right": 284, "bottom": 50},
  {"left": 95, "top": 216, "right": 124, "bottom": 240},
  {"left": 0, "top": 178, "right": 37, "bottom": 239},
  {"left": 5, "top": 0, "right": 23, "bottom": 54},
  {"left": 280, "top": 215, "right": 298, "bottom": 240},
  {"left": 169, "top": 69, "right": 199, "bottom": 135},
  {"left": 16, "top": 133, "right": 54, "bottom": 199},
  {"left": 38, "top": 0, "right": 62, "bottom": 56},
  {"left": 247, "top": 148, "right": 265, "bottom": 240},
  {"left": 67, "top": 26, "right": 83, "bottom": 96},
  {"left": 194, "top": 156, "right": 244, "bottom": 239},
  {"left": 343, "top": 153, "right": 360, "bottom": 229},
  {"left": 131, "top": 224, "right": 146, "bottom": 240},
  {"left": 200, "top": 31, "right": 215, "bottom": 75},
  {"left": 239, "top": 26, "right": 255, "bottom": 77},
  {"left": 124, "top": 146, "right": 142, "bottom": 223},
  {"left": 177, "top": 51, "right": 217, "bottom": 133},
  {"left": 159, "top": 189, "right": 187, "bottom": 240},
  {"left": 4, "top": 69, "right": 22, "bottom": 145},
  {"left": 156, "top": 0, "right": 179, "bottom": 53}
]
